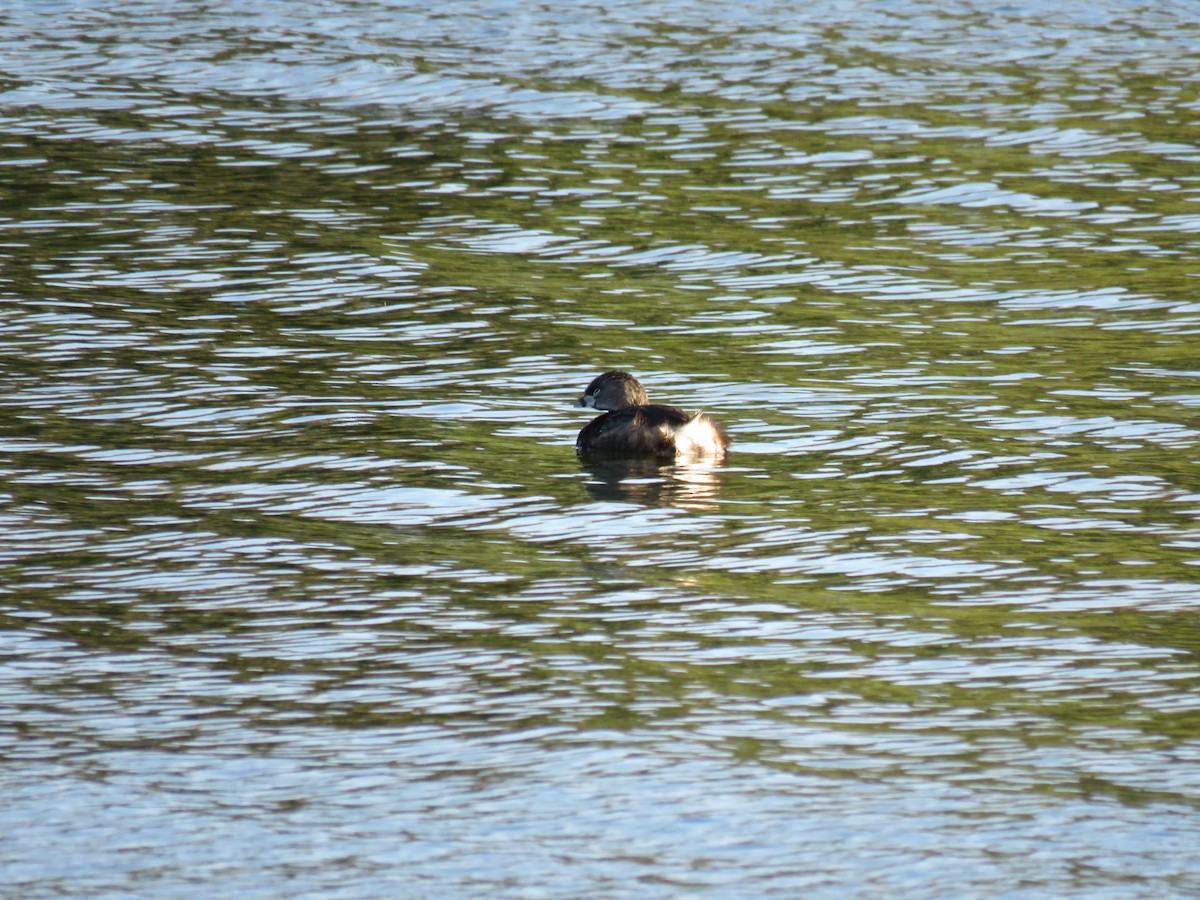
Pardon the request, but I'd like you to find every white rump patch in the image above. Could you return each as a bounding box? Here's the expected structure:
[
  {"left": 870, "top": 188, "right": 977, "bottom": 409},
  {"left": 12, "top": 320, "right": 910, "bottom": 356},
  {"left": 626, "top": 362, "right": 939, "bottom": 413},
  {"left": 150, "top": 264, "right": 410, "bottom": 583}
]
[{"left": 674, "top": 413, "right": 726, "bottom": 458}]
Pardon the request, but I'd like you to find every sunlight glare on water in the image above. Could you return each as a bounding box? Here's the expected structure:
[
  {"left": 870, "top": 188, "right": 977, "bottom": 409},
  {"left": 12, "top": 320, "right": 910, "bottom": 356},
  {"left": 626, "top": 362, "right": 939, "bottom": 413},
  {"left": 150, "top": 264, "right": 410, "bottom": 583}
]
[{"left": 2, "top": 0, "right": 1200, "bottom": 896}]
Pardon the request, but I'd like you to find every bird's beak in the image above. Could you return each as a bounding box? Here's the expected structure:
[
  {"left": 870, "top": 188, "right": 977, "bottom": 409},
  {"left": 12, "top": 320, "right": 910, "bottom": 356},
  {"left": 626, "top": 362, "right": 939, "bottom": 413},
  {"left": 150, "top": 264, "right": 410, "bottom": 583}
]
[{"left": 573, "top": 395, "right": 595, "bottom": 409}]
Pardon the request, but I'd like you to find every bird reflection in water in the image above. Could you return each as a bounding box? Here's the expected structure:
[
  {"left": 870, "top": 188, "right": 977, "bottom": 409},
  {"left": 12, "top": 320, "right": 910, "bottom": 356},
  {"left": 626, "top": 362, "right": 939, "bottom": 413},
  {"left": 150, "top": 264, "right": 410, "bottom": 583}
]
[{"left": 578, "top": 454, "right": 725, "bottom": 509}]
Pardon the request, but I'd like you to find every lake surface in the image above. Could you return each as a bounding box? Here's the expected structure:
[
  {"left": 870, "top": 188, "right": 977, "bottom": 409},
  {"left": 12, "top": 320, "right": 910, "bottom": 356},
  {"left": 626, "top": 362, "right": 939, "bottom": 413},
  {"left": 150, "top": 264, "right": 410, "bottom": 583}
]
[{"left": 3, "top": 1, "right": 1200, "bottom": 895}]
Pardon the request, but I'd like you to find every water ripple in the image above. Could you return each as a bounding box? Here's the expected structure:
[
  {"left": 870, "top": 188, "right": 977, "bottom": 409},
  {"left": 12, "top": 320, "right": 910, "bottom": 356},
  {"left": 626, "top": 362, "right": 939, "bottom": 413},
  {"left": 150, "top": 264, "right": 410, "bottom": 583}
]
[{"left": 4, "top": 1, "right": 1200, "bottom": 896}]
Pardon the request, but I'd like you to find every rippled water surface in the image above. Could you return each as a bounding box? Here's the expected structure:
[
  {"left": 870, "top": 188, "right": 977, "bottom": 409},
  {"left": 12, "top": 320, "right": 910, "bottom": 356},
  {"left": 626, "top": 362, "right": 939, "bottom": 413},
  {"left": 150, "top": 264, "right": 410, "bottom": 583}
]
[{"left": 4, "top": 1, "right": 1200, "bottom": 895}]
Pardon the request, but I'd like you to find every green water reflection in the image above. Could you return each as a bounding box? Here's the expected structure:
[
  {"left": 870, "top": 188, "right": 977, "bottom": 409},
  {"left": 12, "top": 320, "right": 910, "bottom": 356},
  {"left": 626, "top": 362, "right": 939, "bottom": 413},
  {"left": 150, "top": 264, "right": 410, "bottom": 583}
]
[{"left": 3, "top": 5, "right": 1200, "bottom": 893}]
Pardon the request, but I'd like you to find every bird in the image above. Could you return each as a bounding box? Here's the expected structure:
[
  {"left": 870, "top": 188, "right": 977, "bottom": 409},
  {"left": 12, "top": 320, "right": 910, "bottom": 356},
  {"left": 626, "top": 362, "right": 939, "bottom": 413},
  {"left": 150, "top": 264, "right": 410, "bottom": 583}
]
[{"left": 573, "top": 371, "right": 730, "bottom": 458}]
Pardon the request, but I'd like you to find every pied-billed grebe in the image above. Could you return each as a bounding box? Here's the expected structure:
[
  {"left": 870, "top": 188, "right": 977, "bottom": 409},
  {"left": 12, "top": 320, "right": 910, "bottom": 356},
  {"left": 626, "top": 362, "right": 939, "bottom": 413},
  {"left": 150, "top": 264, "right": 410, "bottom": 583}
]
[{"left": 573, "top": 371, "right": 730, "bottom": 458}]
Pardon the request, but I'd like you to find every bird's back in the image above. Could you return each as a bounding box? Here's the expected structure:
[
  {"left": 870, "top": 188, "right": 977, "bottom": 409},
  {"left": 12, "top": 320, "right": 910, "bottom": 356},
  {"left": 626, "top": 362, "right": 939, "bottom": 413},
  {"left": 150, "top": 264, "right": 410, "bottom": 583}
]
[{"left": 576, "top": 404, "right": 691, "bottom": 456}]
